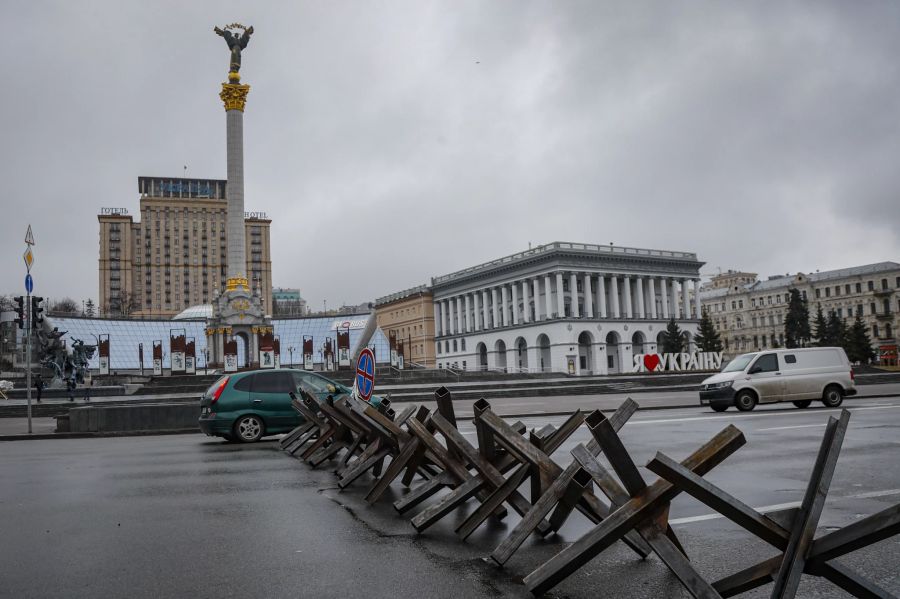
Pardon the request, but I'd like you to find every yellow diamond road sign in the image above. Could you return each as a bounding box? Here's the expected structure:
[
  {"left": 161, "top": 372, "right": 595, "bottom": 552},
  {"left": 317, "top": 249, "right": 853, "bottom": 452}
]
[{"left": 23, "top": 247, "right": 34, "bottom": 271}]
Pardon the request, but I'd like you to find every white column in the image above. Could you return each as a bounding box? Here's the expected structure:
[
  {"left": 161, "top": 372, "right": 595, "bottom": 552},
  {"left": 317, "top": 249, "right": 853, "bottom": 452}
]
[
  {"left": 570, "top": 272, "right": 580, "bottom": 318},
  {"left": 464, "top": 294, "right": 472, "bottom": 332},
  {"left": 491, "top": 288, "right": 499, "bottom": 329},
  {"left": 693, "top": 279, "right": 702, "bottom": 319},
  {"left": 623, "top": 276, "right": 633, "bottom": 318},
  {"left": 598, "top": 275, "right": 607, "bottom": 318},
  {"left": 434, "top": 301, "right": 442, "bottom": 336},
  {"left": 555, "top": 272, "right": 565, "bottom": 317},
  {"left": 682, "top": 279, "right": 690, "bottom": 320},
  {"left": 670, "top": 279, "right": 679, "bottom": 319},
  {"left": 501, "top": 285, "right": 509, "bottom": 327},
  {"left": 522, "top": 280, "right": 530, "bottom": 323},
  {"left": 543, "top": 275, "right": 552, "bottom": 320},
  {"left": 482, "top": 290, "right": 490, "bottom": 330},
  {"left": 661, "top": 279, "right": 670, "bottom": 319},
  {"left": 473, "top": 291, "right": 481, "bottom": 331},
  {"left": 636, "top": 277, "right": 645, "bottom": 319},
  {"left": 511, "top": 282, "right": 519, "bottom": 325},
  {"left": 584, "top": 273, "right": 594, "bottom": 318},
  {"left": 610, "top": 276, "right": 620, "bottom": 318},
  {"left": 648, "top": 278, "right": 657, "bottom": 319}
]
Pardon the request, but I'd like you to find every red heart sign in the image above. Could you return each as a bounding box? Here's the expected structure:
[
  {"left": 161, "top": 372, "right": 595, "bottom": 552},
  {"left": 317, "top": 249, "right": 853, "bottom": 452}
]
[{"left": 643, "top": 354, "right": 661, "bottom": 372}]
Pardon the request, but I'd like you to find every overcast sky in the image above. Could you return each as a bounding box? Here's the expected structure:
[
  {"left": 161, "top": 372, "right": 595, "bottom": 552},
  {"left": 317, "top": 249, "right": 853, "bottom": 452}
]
[{"left": 2, "top": 1, "right": 899, "bottom": 310}]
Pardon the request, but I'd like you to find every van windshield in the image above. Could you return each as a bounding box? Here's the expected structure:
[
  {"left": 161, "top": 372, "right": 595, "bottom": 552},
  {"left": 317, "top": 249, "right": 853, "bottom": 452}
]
[{"left": 722, "top": 353, "right": 756, "bottom": 373}]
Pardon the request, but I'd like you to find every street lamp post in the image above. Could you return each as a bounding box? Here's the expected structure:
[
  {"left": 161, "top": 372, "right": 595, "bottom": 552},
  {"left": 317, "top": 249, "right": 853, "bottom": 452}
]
[{"left": 288, "top": 346, "right": 295, "bottom": 368}]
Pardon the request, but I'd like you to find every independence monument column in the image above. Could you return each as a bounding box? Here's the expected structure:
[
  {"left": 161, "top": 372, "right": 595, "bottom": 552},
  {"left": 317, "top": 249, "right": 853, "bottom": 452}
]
[
  {"left": 206, "top": 23, "right": 272, "bottom": 370},
  {"left": 215, "top": 23, "right": 254, "bottom": 291}
]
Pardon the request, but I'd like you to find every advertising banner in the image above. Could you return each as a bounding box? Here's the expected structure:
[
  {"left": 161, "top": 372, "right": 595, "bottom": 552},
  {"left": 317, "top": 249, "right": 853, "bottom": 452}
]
[
  {"left": 302, "top": 336, "right": 314, "bottom": 371},
  {"left": 337, "top": 330, "right": 351, "bottom": 368},
  {"left": 273, "top": 336, "right": 281, "bottom": 369},
  {"left": 185, "top": 338, "right": 196, "bottom": 375},
  {"left": 389, "top": 331, "right": 398, "bottom": 368},
  {"left": 152, "top": 340, "right": 163, "bottom": 376},
  {"left": 324, "top": 338, "right": 334, "bottom": 371},
  {"left": 98, "top": 334, "right": 110, "bottom": 376},
  {"left": 138, "top": 343, "right": 144, "bottom": 376},
  {"left": 170, "top": 329, "right": 186, "bottom": 374},
  {"left": 224, "top": 338, "right": 238, "bottom": 373},
  {"left": 396, "top": 339, "right": 405, "bottom": 370},
  {"left": 258, "top": 329, "right": 275, "bottom": 369}
]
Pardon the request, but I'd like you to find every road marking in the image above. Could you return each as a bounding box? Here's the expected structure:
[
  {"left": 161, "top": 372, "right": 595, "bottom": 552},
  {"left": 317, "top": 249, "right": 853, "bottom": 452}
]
[
  {"left": 671, "top": 488, "right": 900, "bottom": 526},
  {"left": 629, "top": 404, "right": 900, "bottom": 426},
  {"left": 758, "top": 423, "right": 827, "bottom": 432}
]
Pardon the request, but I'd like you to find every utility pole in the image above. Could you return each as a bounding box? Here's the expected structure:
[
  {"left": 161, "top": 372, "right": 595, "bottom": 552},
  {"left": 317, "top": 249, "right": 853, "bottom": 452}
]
[{"left": 23, "top": 224, "right": 35, "bottom": 434}]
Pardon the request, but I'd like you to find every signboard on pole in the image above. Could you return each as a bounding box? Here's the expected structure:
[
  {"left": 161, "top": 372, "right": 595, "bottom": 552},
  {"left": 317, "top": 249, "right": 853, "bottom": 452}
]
[
  {"left": 98, "top": 334, "right": 110, "bottom": 376},
  {"left": 355, "top": 347, "right": 376, "bottom": 403},
  {"left": 185, "top": 337, "right": 196, "bottom": 374},
  {"left": 397, "top": 339, "right": 405, "bottom": 370},
  {"left": 170, "top": 329, "right": 186, "bottom": 374},
  {"left": 224, "top": 338, "right": 238, "bottom": 373},
  {"left": 337, "top": 329, "right": 351, "bottom": 368},
  {"left": 152, "top": 340, "right": 163, "bottom": 376},
  {"left": 302, "top": 336, "right": 314, "bottom": 371},
  {"left": 258, "top": 328, "right": 275, "bottom": 369}
]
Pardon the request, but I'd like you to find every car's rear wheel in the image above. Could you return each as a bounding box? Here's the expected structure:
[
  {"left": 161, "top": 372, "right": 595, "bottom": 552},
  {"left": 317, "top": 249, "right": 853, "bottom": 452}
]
[
  {"left": 710, "top": 404, "right": 729, "bottom": 413},
  {"left": 822, "top": 385, "right": 844, "bottom": 408},
  {"left": 792, "top": 400, "right": 812, "bottom": 409},
  {"left": 735, "top": 390, "right": 757, "bottom": 412},
  {"left": 234, "top": 415, "right": 265, "bottom": 443}
]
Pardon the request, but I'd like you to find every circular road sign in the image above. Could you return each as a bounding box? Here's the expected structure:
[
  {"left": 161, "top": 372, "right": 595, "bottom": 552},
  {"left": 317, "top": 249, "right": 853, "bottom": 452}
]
[
  {"left": 355, "top": 347, "right": 376, "bottom": 402},
  {"left": 25, "top": 274, "right": 33, "bottom": 294}
]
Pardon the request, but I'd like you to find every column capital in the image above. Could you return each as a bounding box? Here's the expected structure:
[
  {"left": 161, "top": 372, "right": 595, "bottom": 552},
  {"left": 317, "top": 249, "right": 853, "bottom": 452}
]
[{"left": 220, "top": 83, "right": 251, "bottom": 112}]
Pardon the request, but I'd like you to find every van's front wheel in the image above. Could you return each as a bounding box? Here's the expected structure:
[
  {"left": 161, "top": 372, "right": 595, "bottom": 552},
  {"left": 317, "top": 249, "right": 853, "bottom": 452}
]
[
  {"left": 735, "top": 390, "right": 757, "bottom": 412},
  {"left": 822, "top": 385, "right": 844, "bottom": 408},
  {"left": 792, "top": 400, "right": 812, "bottom": 409}
]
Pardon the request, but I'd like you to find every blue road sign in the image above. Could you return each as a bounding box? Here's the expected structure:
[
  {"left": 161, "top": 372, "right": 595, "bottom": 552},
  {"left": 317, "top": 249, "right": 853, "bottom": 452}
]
[
  {"left": 25, "top": 273, "right": 33, "bottom": 294},
  {"left": 355, "top": 348, "right": 376, "bottom": 401}
]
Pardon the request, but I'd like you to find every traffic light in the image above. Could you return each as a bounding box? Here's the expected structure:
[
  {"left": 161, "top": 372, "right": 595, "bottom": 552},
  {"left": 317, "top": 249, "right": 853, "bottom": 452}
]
[
  {"left": 31, "top": 296, "right": 44, "bottom": 329},
  {"left": 14, "top": 296, "right": 25, "bottom": 329}
]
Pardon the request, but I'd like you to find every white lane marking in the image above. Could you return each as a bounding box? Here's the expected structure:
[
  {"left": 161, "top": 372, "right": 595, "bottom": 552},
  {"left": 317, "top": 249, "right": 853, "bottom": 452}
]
[
  {"left": 758, "top": 423, "right": 827, "bottom": 432},
  {"left": 671, "top": 488, "right": 900, "bottom": 526},
  {"left": 629, "top": 404, "right": 900, "bottom": 426}
]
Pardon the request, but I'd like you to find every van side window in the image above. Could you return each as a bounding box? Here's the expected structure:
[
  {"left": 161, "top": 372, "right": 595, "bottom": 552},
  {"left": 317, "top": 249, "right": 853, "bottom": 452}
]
[
  {"left": 233, "top": 375, "right": 254, "bottom": 391},
  {"left": 753, "top": 354, "right": 779, "bottom": 373},
  {"left": 784, "top": 354, "right": 797, "bottom": 364}
]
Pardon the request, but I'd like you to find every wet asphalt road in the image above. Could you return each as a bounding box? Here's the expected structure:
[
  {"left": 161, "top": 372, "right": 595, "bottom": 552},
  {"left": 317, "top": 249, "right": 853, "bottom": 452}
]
[{"left": 0, "top": 398, "right": 898, "bottom": 598}]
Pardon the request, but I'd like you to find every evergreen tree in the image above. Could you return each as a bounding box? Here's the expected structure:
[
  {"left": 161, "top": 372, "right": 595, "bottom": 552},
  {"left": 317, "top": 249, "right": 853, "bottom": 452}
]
[
  {"left": 845, "top": 315, "right": 876, "bottom": 363},
  {"left": 661, "top": 318, "right": 686, "bottom": 353},
  {"left": 694, "top": 308, "right": 723, "bottom": 352},
  {"left": 783, "top": 288, "right": 811, "bottom": 348},
  {"left": 811, "top": 304, "right": 827, "bottom": 346},
  {"left": 824, "top": 311, "right": 848, "bottom": 349},
  {"left": 84, "top": 299, "right": 96, "bottom": 317}
]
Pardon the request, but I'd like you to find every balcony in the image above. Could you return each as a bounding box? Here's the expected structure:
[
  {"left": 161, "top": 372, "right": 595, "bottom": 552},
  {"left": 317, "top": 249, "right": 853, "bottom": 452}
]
[{"left": 875, "top": 311, "right": 894, "bottom": 321}]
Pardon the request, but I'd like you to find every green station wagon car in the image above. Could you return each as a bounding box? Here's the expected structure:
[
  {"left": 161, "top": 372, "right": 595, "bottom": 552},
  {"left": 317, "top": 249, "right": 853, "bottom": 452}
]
[{"left": 199, "top": 368, "right": 366, "bottom": 443}]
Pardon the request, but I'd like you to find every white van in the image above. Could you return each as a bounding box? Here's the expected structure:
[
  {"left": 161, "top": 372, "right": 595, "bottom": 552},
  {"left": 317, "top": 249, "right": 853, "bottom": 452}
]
[{"left": 699, "top": 347, "right": 856, "bottom": 412}]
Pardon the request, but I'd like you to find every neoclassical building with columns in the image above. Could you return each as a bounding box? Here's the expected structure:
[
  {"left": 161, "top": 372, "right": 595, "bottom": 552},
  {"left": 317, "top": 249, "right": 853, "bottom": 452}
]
[{"left": 431, "top": 241, "right": 704, "bottom": 375}]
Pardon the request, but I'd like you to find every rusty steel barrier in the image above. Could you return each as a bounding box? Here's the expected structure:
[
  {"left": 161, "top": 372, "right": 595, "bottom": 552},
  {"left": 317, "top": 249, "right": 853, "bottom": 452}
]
[{"left": 282, "top": 389, "right": 899, "bottom": 599}]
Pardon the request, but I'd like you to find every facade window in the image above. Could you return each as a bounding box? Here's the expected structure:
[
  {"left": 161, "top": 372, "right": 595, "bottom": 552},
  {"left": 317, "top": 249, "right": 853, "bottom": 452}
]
[
  {"left": 873, "top": 324, "right": 879, "bottom": 338},
  {"left": 834, "top": 286, "right": 840, "bottom": 296},
  {"left": 801, "top": 290, "right": 807, "bottom": 300},
  {"left": 845, "top": 284, "right": 851, "bottom": 295},
  {"left": 731, "top": 301, "right": 736, "bottom": 310},
  {"left": 738, "top": 300, "right": 744, "bottom": 309},
  {"left": 882, "top": 279, "right": 889, "bottom": 290},
  {"left": 751, "top": 298, "right": 756, "bottom": 308},
  {"left": 825, "top": 288, "right": 831, "bottom": 298},
  {"left": 857, "top": 304, "right": 863, "bottom": 317},
  {"left": 856, "top": 282, "right": 862, "bottom": 293},
  {"left": 871, "top": 302, "right": 877, "bottom": 315},
  {"left": 815, "top": 289, "right": 821, "bottom": 299},
  {"left": 460, "top": 339, "right": 466, "bottom": 351},
  {"left": 868, "top": 281, "right": 874, "bottom": 291},
  {"left": 837, "top": 308, "right": 842, "bottom": 318}
]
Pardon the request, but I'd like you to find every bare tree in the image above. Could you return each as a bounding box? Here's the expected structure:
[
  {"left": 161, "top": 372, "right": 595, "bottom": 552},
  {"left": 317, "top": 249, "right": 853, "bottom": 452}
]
[{"left": 51, "top": 297, "right": 79, "bottom": 315}]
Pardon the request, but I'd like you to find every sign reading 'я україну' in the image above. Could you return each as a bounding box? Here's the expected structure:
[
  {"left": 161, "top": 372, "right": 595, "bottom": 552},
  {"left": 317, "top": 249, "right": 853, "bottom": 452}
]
[{"left": 632, "top": 352, "right": 724, "bottom": 373}]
